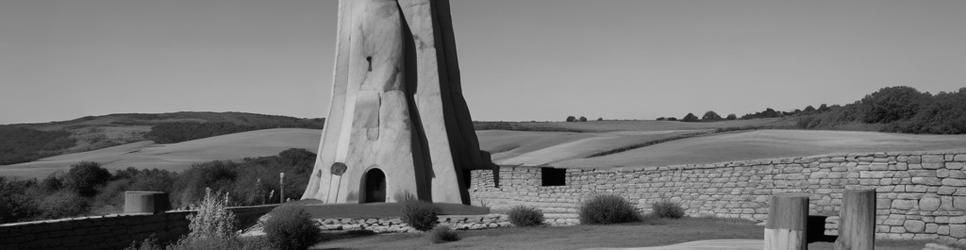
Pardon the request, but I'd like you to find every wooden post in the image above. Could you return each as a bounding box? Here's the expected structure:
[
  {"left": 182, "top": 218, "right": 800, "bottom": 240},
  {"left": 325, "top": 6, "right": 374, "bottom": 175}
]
[
  {"left": 279, "top": 172, "right": 285, "bottom": 204},
  {"left": 765, "top": 194, "right": 810, "bottom": 250},
  {"left": 834, "top": 189, "right": 875, "bottom": 250}
]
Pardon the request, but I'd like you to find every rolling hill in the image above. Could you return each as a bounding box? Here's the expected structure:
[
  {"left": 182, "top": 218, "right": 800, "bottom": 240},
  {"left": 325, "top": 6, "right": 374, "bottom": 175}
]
[
  {"left": 0, "top": 112, "right": 323, "bottom": 165},
  {"left": 5, "top": 117, "right": 966, "bottom": 179},
  {"left": 0, "top": 128, "right": 321, "bottom": 178}
]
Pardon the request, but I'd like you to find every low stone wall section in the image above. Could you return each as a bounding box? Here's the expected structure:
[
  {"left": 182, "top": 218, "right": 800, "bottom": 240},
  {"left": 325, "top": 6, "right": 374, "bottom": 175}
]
[
  {"left": 0, "top": 205, "right": 277, "bottom": 250},
  {"left": 469, "top": 150, "right": 966, "bottom": 244},
  {"left": 311, "top": 214, "right": 511, "bottom": 233}
]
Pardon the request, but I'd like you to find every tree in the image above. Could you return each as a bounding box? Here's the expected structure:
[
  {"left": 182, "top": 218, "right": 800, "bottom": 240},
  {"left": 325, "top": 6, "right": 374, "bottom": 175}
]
[
  {"left": 596, "top": 117, "right": 603, "bottom": 121},
  {"left": 578, "top": 116, "right": 588, "bottom": 122},
  {"left": 726, "top": 114, "right": 737, "bottom": 120},
  {"left": 656, "top": 117, "right": 666, "bottom": 121},
  {"left": 818, "top": 104, "right": 830, "bottom": 112},
  {"left": 667, "top": 117, "right": 678, "bottom": 121},
  {"left": 856, "top": 86, "right": 928, "bottom": 123},
  {"left": 702, "top": 111, "right": 722, "bottom": 121},
  {"left": 682, "top": 113, "right": 699, "bottom": 122},
  {"left": 803, "top": 105, "right": 817, "bottom": 113},
  {"left": 566, "top": 116, "right": 576, "bottom": 122},
  {"left": 64, "top": 162, "right": 111, "bottom": 197}
]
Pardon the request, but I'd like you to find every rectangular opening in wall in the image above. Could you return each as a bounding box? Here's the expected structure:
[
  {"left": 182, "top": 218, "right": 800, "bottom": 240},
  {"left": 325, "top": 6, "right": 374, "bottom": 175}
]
[{"left": 541, "top": 167, "right": 566, "bottom": 186}]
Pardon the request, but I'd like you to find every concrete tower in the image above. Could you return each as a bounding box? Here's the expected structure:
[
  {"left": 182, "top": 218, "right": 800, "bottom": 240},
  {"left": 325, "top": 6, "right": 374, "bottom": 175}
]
[{"left": 301, "top": 0, "right": 489, "bottom": 205}]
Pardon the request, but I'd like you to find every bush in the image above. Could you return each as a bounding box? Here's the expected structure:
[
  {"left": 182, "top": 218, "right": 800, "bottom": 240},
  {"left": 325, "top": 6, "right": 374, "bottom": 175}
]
[
  {"left": 402, "top": 201, "right": 440, "bottom": 231},
  {"left": 426, "top": 225, "right": 460, "bottom": 244},
  {"left": 38, "top": 190, "right": 89, "bottom": 219},
  {"left": 264, "top": 206, "right": 321, "bottom": 250},
  {"left": 507, "top": 205, "right": 543, "bottom": 227},
  {"left": 579, "top": 194, "right": 640, "bottom": 224},
  {"left": 64, "top": 162, "right": 112, "bottom": 197},
  {"left": 186, "top": 189, "right": 237, "bottom": 239},
  {"left": 702, "top": 111, "right": 722, "bottom": 121},
  {"left": 681, "top": 113, "right": 699, "bottom": 122},
  {"left": 0, "top": 177, "right": 41, "bottom": 223},
  {"left": 650, "top": 201, "right": 685, "bottom": 219}
]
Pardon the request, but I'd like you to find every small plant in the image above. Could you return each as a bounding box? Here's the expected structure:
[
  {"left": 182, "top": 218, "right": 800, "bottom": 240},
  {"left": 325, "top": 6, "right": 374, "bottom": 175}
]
[
  {"left": 426, "top": 225, "right": 460, "bottom": 244},
  {"left": 186, "top": 188, "right": 237, "bottom": 239},
  {"left": 264, "top": 205, "right": 321, "bottom": 250},
  {"left": 402, "top": 201, "right": 440, "bottom": 231},
  {"left": 507, "top": 205, "right": 543, "bottom": 227},
  {"left": 579, "top": 194, "right": 640, "bottom": 224},
  {"left": 651, "top": 200, "right": 685, "bottom": 219}
]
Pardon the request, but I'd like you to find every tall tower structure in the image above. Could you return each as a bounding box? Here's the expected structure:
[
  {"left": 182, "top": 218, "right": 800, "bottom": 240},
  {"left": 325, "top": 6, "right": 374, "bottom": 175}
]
[{"left": 301, "top": 0, "right": 488, "bottom": 204}]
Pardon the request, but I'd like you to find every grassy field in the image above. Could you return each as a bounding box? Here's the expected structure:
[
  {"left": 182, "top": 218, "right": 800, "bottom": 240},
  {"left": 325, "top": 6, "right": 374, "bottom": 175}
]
[
  {"left": 6, "top": 119, "right": 966, "bottom": 178},
  {"left": 0, "top": 128, "right": 320, "bottom": 178},
  {"left": 0, "top": 112, "right": 323, "bottom": 161},
  {"left": 310, "top": 217, "right": 927, "bottom": 250},
  {"left": 550, "top": 129, "right": 966, "bottom": 168},
  {"left": 475, "top": 118, "right": 791, "bottom": 132}
]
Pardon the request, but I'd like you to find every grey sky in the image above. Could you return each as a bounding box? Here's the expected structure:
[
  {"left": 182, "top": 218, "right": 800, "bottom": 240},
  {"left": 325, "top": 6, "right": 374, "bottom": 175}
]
[{"left": 1, "top": 0, "right": 965, "bottom": 124}]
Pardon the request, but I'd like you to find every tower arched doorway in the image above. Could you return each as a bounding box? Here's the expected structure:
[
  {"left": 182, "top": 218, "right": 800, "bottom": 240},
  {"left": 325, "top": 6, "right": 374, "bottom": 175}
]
[{"left": 362, "top": 168, "right": 386, "bottom": 203}]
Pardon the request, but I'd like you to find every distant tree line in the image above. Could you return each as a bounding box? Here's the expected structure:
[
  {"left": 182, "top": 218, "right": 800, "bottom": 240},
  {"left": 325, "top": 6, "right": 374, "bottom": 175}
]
[
  {"left": 654, "top": 86, "right": 966, "bottom": 134},
  {"left": 0, "top": 127, "right": 76, "bottom": 165},
  {"left": 0, "top": 148, "right": 316, "bottom": 224},
  {"left": 798, "top": 86, "right": 966, "bottom": 134},
  {"left": 144, "top": 119, "right": 324, "bottom": 144},
  {"left": 656, "top": 111, "right": 737, "bottom": 123}
]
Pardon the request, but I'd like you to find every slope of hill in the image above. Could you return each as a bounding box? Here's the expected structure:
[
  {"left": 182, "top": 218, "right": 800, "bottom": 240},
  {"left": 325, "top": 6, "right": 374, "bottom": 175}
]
[
  {"left": 549, "top": 129, "right": 966, "bottom": 169},
  {"left": 475, "top": 118, "right": 791, "bottom": 132},
  {"left": 0, "top": 128, "right": 321, "bottom": 178},
  {"left": 0, "top": 112, "right": 323, "bottom": 165}
]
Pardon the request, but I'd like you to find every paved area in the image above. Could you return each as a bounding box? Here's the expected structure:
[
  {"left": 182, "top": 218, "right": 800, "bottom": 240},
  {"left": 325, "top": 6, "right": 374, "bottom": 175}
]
[{"left": 585, "top": 239, "right": 762, "bottom": 250}]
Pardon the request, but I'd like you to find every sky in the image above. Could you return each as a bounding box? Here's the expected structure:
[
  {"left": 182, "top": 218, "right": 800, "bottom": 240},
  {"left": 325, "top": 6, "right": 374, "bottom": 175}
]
[{"left": 1, "top": 0, "right": 965, "bottom": 124}]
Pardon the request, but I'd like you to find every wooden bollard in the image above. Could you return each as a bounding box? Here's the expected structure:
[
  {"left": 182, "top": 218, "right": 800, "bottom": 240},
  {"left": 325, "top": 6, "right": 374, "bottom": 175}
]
[
  {"left": 765, "top": 194, "right": 809, "bottom": 250},
  {"left": 834, "top": 189, "right": 875, "bottom": 250}
]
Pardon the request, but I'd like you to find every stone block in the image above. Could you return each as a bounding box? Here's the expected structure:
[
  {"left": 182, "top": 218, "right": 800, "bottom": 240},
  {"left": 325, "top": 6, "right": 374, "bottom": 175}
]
[
  {"left": 904, "top": 220, "right": 925, "bottom": 233},
  {"left": 892, "top": 199, "right": 916, "bottom": 210},
  {"left": 955, "top": 197, "right": 966, "bottom": 209},
  {"left": 948, "top": 162, "right": 966, "bottom": 170},
  {"left": 924, "top": 155, "right": 945, "bottom": 163},
  {"left": 920, "top": 197, "right": 941, "bottom": 211},
  {"left": 951, "top": 225, "right": 966, "bottom": 238},
  {"left": 955, "top": 154, "right": 966, "bottom": 162},
  {"left": 913, "top": 177, "right": 942, "bottom": 186},
  {"left": 944, "top": 179, "right": 966, "bottom": 187}
]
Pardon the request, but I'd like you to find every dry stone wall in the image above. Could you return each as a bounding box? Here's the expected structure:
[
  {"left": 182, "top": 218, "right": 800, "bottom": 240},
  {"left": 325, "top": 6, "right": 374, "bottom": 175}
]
[
  {"left": 469, "top": 150, "right": 966, "bottom": 244},
  {"left": 310, "top": 214, "right": 511, "bottom": 233}
]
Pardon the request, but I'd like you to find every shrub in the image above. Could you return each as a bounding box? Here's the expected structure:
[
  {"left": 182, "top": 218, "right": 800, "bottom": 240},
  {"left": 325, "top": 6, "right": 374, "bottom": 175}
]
[
  {"left": 64, "top": 162, "right": 112, "bottom": 197},
  {"left": 650, "top": 201, "right": 685, "bottom": 219},
  {"left": 264, "top": 206, "right": 321, "bottom": 250},
  {"left": 426, "top": 225, "right": 460, "bottom": 244},
  {"left": 38, "top": 190, "right": 89, "bottom": 219},
  {"left": 565, "top": 116, "right": 576, "bottom": 122},
  {"left": 507, "top": 205, "right": 543, "bottom": 227},
  {"left": 579, "top": 194, "right": 640, "bottom": 224},
  {"left": 702, "top": 111, "right": 722, "bottom": 121},
  {"left": 0, "top": 177, "right": 41, "bottom": 223},
  {"left": 402, "top": 201, "right": 440, "bottom": 231},
  {"left": 578, "top": 116, "right": 588, "bottom": 122},
  {"left": 186, "top": 189, "right": 237, "bottom": 239},
  {"left": 681, "top": 113, "right": 699, "bottom": 122}
]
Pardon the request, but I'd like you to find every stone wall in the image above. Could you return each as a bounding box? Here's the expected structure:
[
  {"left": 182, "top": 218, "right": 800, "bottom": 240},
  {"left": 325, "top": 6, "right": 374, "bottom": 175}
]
[
  {"left": 469, "top": 150, "right": 966, "bottom": 244},
  {"left": 309, "top": 214, "right": 511, "bottom": 233},
  {"left": 0, "top": 205, "right": 276, "bottom": 250}
]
